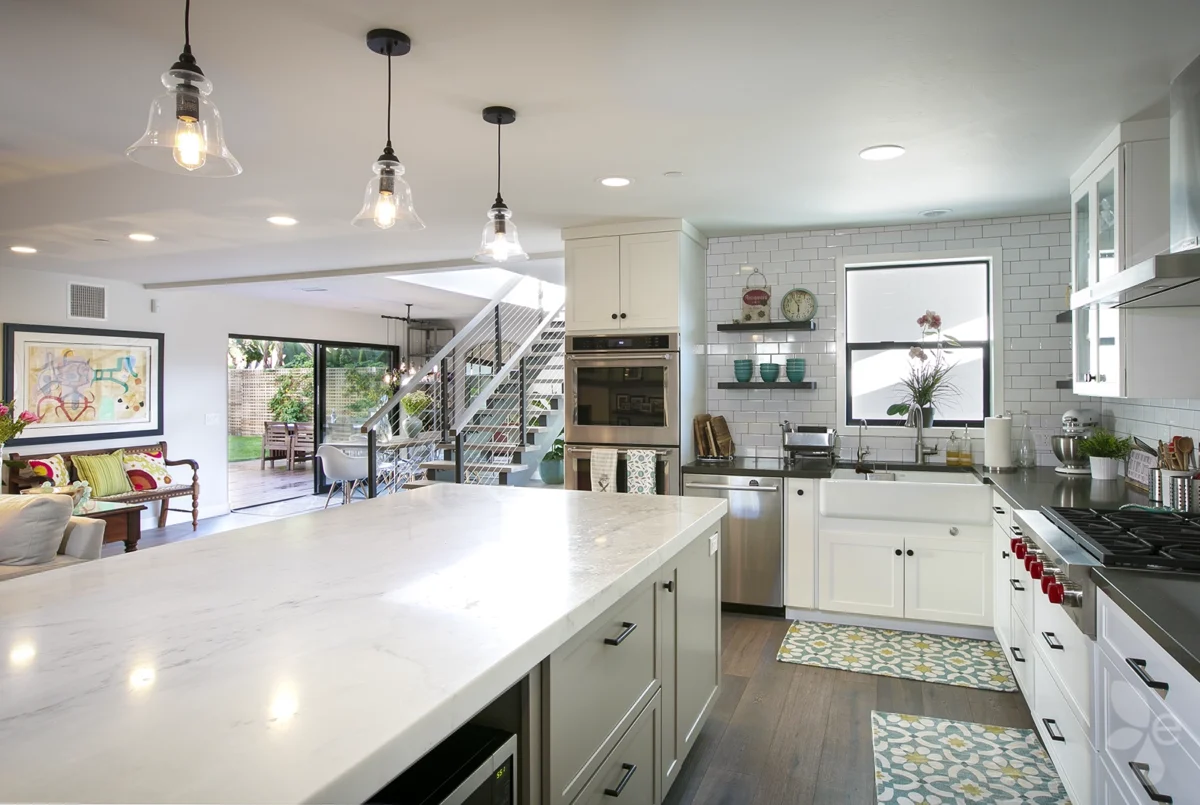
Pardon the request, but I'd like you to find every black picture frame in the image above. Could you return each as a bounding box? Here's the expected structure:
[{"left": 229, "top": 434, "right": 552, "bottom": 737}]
[
  {"left": 3, "top": 323, "right": 166, "bottom": 446},
  {"left": 615, "top": 394, "right": 631, "bottom": 411}
]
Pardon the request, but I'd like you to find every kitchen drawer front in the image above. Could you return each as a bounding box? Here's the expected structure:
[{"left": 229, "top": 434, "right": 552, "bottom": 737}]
[
  {"left": 1033, "top": 590, "right": 1094, "bottom": 731},
  {"left": 1097, "top": 645, "right": 1200, "bottom": 805},
  {"left": 549, "top": 580, "right": 659, "bottom": 804},
  {"left": 1033, "top": 654, "right": 1093, "bottom": 805},
  {"left": 1097, "top": 754, "right": 1134, "bottom": 805},
  {"left": 1009, "top": 603, "right": 1035, "bottom": 697},
  {"left": 991, "top": 495, "right": 1013, "bottom": 532},
  {"left": 574, "top": 692, "right": 661, "bottom": 805},
  {"left": 1098, "top": 590, "right": 1200, "bottom": 745},
  {"left": 1009, "top": 549, "right": 1034, "bottom": 633}
]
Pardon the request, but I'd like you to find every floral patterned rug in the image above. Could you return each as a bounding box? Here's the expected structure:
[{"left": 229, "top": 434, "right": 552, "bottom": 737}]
[
  {"left": 776, "top": 621, "right": 1017, "bottom": 691},
  {"left": 872, "top": 711, "right": 1070, "bottom": 803}
]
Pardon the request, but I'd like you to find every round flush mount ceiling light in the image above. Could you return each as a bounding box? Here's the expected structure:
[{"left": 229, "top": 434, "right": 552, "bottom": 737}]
[
  {"left": 129, "top": 233, "right": 157, "bottom": 242},
  {"left": 919, "top": 208, "right": 953, "bottom": 218},
  {"left": 267, "top": 216, "right": 298, "bottom": 226},
  {"left": 10, "top": 245, "right": 37, "bottom": 254},
  {"left": 859, "top": 144, "right": 906, "bottom": 161},
  {"left": 599, "top": 177, "right": 632, "bottom": 187}
]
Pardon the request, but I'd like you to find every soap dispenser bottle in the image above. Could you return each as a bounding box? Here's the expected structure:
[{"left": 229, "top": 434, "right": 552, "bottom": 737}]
[{"left": 946, "top": 431, "right": 961, "bottom": 466}]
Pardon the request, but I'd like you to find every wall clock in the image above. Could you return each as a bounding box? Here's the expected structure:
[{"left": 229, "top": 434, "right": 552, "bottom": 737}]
[{"left": 781, "top": 288, "right": 817, "bottom": 323}]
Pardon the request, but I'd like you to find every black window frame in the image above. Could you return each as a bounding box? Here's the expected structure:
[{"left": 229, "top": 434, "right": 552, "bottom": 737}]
[{"left": 844, "top": 259, "right": 992, "bottom": 429}]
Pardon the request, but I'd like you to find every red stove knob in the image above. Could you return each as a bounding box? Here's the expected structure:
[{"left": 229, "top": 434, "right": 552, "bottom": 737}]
[
  {"left": 1041, "top": 574, "right": 1056, "bottom": 594},
  {"left": 1010, "top": 537, "right": 1023, "bottom": 552},
  {"left": 1029, "top": 561, "right": 1043, "bottom": 580},
  {"left": 1047, "top": 582, "right": 1065, "bottom": 605},
  {"left": 1015, "top": 543, "right": 1028, "bottom": 559}
]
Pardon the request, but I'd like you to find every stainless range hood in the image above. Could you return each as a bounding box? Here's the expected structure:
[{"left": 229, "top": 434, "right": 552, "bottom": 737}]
[{"left": 1074, "top": 53, "right": 1200, "bottom": 308}]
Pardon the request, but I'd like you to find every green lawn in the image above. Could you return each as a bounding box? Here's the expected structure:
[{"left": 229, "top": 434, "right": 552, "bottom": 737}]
[{"left": 228, "top": 435, "right": 263, "bottom": 463}]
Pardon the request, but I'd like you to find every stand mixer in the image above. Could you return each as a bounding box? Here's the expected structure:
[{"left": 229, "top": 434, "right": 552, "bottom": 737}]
[{"left": 1052, "top": 408, "right": 1099, "bottom": 475}]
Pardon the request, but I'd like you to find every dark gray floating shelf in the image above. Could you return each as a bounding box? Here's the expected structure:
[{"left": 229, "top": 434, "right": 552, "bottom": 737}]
[
  {"left": 716, "top": 321, "right": 817, "bottom": 332},
  {"left": 1055, "top": 310, "right": 1072, "bottom": 324},
  {"left": 1056, "top": 379, "right": 1073, "bottom": 389},
  {"left": 718, "top": 381, "right": 817, "bottom": 390}
]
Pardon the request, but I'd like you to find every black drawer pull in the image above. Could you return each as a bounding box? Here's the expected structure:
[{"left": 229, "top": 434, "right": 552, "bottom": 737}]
[
  {"left": 1010, "top": 646, "right": 1026, "bottom": 663},
  {"left": 604, "top": 763, "right": 637, "bottom": 797},
  {"left": 1127, "top": 658, "right": 1170, "bottom": 696},
  {"left": 1010, "top": 579, "right": 1025, "bottom": 591},
  {"left": 1001, "top": 550, "right": 1010, "bottom": 559},
  {"left": 605, "top": 622, "right": 637, "bottom": 646},
  {"left": 1041, "top": 718, "right": 1065, "bottom": 742},
  {"left": 1129, "top": 761, "right": 1173, "bottom": 803},
  {"left": 1042, "top": 632, "right": 1064, "bottom": 650},
  {"left": 895, "top": 549, "right": 902, "bottom": 556},
  {"left": 906, "top": 549, "right": 914, "bottom": 556},
  {"left": 663, "top": 580, "right": 674, "bottom": 593},
  {"left": 1010, "top": 524, "right": 1022, "bottom": 533},
  {"left": 993, "top": 506, "right": 1005, "bottom": 514}
]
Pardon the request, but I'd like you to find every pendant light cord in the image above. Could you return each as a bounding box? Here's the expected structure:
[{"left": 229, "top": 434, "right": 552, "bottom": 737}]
[
  {"left": 495, "top": 121, "right": 503, "bottom": 202},
  {"left": 385, "top": 42, "right": 393, "bottom": 147},
  {"left": 184, "top": 0, "right": 191, "bottom": 49}
]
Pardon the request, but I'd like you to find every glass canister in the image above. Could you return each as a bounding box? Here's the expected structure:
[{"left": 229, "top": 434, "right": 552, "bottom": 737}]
[{"left": 1016, "top": 420, "right": 1038, "bottom": 469}]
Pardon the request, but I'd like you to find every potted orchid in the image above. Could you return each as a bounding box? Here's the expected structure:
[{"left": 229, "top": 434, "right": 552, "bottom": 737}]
[
  {"left": 886, "top": 310, "right": 960, "bottom": 427},
  {"left": 0, "top": 400, "right": 38, "bottom": 456}
]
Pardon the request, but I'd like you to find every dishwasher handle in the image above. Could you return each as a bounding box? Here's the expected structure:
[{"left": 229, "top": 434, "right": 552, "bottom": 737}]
[{"left": 684, "top": 482, "right": 779, "bottom": 492}]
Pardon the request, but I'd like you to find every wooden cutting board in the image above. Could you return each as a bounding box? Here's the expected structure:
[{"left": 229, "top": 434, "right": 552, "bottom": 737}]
[
  {"left": 710, "top": 416, "right": 735, "bottom": 457},
  {"left": 694, "top": 414, "right": 714, "bottom": 457}
]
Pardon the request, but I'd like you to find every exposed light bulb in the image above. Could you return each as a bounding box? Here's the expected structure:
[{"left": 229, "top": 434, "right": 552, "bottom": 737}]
[
  {"left": 373, "top": 192, "right": 398, "bottom": 229},
  {"left": 488, "top": 231, "right": 512, "bottom": 261},
  {"left": 173, "top": 119, "right": 206, "bottom": 170}
]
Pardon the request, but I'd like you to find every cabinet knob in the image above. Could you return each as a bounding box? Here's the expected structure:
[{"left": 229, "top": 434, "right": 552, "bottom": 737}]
[
  {"left": 906, "top": 549, "right": 914, "bottom": 557},
  {"left": 796, "top": 488, "right": 804, "bottom": 496},
  {"left": 611, "top": 313, "right": 618, "bottom": 320},
  {"left": 663, "top": 580, "right": 674, "bottom": 593},
  {"left": 1083, "top": 373, "right": 1096, "bottom": 382},
  {"left": 620, "top": 313, "right": 627, "bottom": 319},
  {"left": 1002, "top": 550, "right": 1010, "bottom": 559},
  {"left": 948, "top": 526, "right": 959, "bottom": 536},
  {"left": 894, "top": 549, "right": 902, "bottom": 556}
]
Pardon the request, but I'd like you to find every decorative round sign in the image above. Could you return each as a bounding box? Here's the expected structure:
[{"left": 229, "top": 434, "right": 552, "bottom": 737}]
[
  {"left": 741, "top": 269, "right": 772, "bottom": 322},
  {"left": 781, "top": 288, "right": 817, "bottom": 323}
]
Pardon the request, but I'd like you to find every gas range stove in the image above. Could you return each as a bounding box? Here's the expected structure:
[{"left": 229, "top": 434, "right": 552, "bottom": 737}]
[{"left": 1042, "top": 507, "right": 1200, "bottom": 572}]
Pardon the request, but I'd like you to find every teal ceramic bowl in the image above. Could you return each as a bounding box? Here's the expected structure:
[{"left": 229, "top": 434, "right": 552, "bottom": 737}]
[
  {"left": 734, "top": 365, "right": 753, "bottom": 382},
  {"left": 759, "top": 363, "right": 780, "bottom": 382},
  {"left": 786, "top": 365, "right": 806, "bottom": 383}
]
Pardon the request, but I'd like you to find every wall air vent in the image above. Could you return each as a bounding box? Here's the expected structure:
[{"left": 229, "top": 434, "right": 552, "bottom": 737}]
[{"left": 68, "top": 283, "right": 107, "bottom": 320}]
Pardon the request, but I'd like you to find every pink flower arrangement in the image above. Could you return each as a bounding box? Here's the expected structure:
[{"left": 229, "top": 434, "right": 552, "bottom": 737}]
[
  {"left": 0, "top": 400, "right": 38, "bottom": 443},
  {"left": 886, "top": 310, "right": 961, "bottom": 419},
  {"left": 916, "top": 310, "right": 943, "bottom": 331}
]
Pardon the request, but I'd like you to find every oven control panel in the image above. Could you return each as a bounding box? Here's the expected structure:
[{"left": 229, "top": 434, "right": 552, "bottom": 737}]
[{"left": 568, "top": 334, "right": 675, "bottom": 352}]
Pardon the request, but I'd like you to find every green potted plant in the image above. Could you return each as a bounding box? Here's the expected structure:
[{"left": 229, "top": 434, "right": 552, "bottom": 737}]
[
  {"left": 539, "top": 429, "right": 565, "bottom": 485},
  {"left": 1078, "top": 427, "right": 1131, "bottom": 480},
  {"left": 886, "top": 310, "right": 959, "bottom": 426},
  {"left": 400, "top": 390, "right": 432, "bottom": 438}
]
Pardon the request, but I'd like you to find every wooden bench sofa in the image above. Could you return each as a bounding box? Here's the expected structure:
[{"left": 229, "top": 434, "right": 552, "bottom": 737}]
[{"left": 4, "top": 441, "right": 200, "bottom": 530}]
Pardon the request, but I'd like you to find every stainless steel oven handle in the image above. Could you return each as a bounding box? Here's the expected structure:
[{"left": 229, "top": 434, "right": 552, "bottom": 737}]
[
  {"left": 565, "top": 354, "right": 674, "bottom": 361},
  {"left": 567, "top": 447, "right": 671, "bottom": 456},
  {"left": 684, "top": 483, "right": 779, "bottom": 492}
]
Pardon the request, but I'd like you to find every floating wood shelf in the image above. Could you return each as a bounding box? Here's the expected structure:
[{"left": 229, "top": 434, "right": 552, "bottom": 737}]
[
  {"left": 717, "top": 381, "right": 817, "bottom": 390},
  {"left": 716, "top": 321, "right": 817, "bottom": 332},
  {"left": 1055, "top": 310, "right": 1072, "bottom": 324},
  {"left": 1056, "top": 379, "right": 1073, "bottom": 389}
]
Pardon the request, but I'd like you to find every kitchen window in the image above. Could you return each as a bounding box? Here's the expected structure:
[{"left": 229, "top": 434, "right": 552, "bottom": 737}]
[{"left": 844, "top": 259, "right": 993, "bottom": 428}]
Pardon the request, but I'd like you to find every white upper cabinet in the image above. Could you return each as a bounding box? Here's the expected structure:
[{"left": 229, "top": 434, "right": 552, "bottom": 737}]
[{"left": 563, "top": 220, "right": 706, "bottom": 334}]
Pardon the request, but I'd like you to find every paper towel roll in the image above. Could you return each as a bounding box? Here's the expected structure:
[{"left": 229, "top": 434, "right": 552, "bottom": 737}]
[{"left": 984, "top": 416, "right": 1013, "bottom": 469}]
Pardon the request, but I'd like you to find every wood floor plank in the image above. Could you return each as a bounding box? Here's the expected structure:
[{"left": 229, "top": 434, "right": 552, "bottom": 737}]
[
  {"left": 812, "top": 668, "right": 878, "bottom": 804},
  {"left": 664, "top": 675, "right": 748, "bottom": 805},
  {"left": 748, "top": 665, "right": 837, "bottom": 805},
  {"left": 919, "top": 677, "right": 976, "bottom": 722},
  {"left": 720, "top": 615, "right": 778, "bottom": 678},
  {"left": 691, "top": 769, "right": 758, "bottom": 805},
  {"left": 967, "top": 689, "right": 1036, "bottom": 730},
  {"left": 874, "top": 675, "right": 926, "bottom": 717}
]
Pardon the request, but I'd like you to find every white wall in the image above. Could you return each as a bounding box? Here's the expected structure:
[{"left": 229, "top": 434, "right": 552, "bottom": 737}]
[
  {"left": 0, "top": 266, "right": 388, "bottom": 523},
  {"left": 704, "top": 213, "right": 1094, "bottom": 464}
]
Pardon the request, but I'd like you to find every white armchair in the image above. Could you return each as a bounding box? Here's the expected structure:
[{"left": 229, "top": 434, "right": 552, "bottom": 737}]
[{"left": 0, "top": 494, "right": 105, "bottom": 582}]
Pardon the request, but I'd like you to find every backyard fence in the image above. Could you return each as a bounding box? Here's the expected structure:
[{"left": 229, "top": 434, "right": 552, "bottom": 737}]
[{"left": 227, "top": 367, "right": 388, "bottom": 436}]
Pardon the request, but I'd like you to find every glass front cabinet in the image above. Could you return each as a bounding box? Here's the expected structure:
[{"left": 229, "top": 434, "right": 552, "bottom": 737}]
[{"left": 1068, "top": 122, "right": 1169, "bottom": 397}]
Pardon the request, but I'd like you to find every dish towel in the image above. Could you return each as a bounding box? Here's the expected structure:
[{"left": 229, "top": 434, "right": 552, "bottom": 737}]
[
  {"left": 590, "top": 448, "right": 619, "bottom": 493},
  {"left": 625, "top": 450, "right": 658, "bottom": 495}
]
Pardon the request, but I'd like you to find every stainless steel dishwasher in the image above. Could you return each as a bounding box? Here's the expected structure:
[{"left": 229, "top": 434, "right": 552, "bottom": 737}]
[{"left": 683, "top": 473, "right": 783, "bottom": 609}]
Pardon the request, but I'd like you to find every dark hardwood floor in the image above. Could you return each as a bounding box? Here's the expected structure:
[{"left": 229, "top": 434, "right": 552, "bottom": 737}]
[{"left": 665, "top": 613, "right": 1034, "bottom": 805}]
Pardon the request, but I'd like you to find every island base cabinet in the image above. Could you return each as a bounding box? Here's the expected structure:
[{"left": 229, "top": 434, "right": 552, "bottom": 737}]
[
  {"left": 573, "top": 692, "right": 661, "bottom": 805},
  {"left": 903, "top": 536, "right": 992, "bottom": 627},
  {"left": 659, "top": 530, "right": 721, "bottom": 794}
]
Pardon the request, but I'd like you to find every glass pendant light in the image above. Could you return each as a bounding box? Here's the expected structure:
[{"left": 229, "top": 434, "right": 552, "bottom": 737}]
[
  {"left": 474, "top": 106, "right": 528, "bottom": 264},
  {"left": 352, "top": 29, "right": 424, "bottom": 231},
  {"left": 126, "top": 0, "right": 241, "bottom": 177}
]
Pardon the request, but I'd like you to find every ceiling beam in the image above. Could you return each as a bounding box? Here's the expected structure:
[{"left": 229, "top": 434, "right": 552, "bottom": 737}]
[{"left": 142, "top": 251, "right": 565, "bottom": 290}]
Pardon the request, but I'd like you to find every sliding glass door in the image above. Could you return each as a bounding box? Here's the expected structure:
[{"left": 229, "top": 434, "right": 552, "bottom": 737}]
[{"left": 314, "top": 341, "right": 398, "bottom": 494}]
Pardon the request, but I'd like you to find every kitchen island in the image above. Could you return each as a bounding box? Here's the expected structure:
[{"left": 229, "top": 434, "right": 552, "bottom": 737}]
[{"left": 0, "top": 485, "right": 726, "bottom": 804}]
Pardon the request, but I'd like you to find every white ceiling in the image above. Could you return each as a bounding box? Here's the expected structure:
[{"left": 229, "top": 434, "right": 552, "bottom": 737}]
[{"left": 2, "top": 0, "right": 1200, "bottom": 293}]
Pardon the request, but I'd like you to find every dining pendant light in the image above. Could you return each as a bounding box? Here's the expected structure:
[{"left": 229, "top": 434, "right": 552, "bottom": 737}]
[
  {"left": 126, "top": 0, "right": 241, "bottom": 176},
  {"left": 352, "top": 29, "right": 424, "bottom": 231},
  {"left": 474, "top": 106, "right": 528, "bottom": 264}
]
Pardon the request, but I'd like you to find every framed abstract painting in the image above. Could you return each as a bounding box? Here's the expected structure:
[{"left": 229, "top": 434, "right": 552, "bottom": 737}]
[{"left": 3, "top": 324, "right": 165, "bottom": 445}]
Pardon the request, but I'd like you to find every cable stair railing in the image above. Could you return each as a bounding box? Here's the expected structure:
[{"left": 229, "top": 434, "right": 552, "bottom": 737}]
[{"left": 358, "top": 275, "right": 564, "bottom": 495}]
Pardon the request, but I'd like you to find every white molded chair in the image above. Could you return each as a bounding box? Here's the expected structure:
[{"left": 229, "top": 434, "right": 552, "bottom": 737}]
[{"left": 316, "top": 445, "right": 369, "bottom": 508}]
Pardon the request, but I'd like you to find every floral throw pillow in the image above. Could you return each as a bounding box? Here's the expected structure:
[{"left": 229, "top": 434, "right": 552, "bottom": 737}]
[
  {"left": 123, "top": 449, "right": 174, "bottom": 491},
  {"left": 22, "top": 454, "right": 69, "bottom": 486}
]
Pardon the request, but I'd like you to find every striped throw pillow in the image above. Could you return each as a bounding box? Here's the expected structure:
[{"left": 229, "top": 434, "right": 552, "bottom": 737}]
[{"left": 72, "top": 450, "right": 134, "bottom": 498}]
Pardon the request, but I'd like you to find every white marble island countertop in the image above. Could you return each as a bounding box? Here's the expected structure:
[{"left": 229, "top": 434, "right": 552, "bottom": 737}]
[{"left": 0, "top": 485, "right": 726, "bottom": 804}]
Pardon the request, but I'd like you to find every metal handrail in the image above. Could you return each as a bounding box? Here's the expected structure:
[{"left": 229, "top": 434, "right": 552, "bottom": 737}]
[{"left": 360, "top": 274, "right": 524, "bottom": 433}]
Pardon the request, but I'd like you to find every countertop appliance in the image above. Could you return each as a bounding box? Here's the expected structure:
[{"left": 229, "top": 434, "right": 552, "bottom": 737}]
[
  {"left": 1013, "top": 506, "right": 1200, "bottom": 638},
  {"left": 1051, "top": 408, "right": 1098, "bottom": 475},
  {"left": 367, "top": 724, "right": 515, "bottom": 805},
  {"left": 781, "top": 423, "right": 838, "bottom": 469},
  {"left": 564, "top": 333, "right": 679, "bottom": 448},
  {"left": 683, "top": 473, "right": 783, "bottom": 611}
]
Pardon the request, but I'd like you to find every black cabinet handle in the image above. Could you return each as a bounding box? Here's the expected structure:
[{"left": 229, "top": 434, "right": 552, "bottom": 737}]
[
  {"left": 1010, "top": 646, "right": 1025, "bottom": 663},
  {"left": 620, "top": 312, "right": 627, "bottom": 319},
  {"left": 604, "top": 621, "right": 637, "bottom": 646},
  {"left": 604, "top": 763, "right": 637, "bottom": 797},
  {"left": 1129, "top": 761, "right": 1173, "bottom": 803},
  {"left": 1041, "top": 718, "right": 1065, "bottom": 742},
  {"left": 993, "top": 506, "right": 1005, "bottom": 514},
  {"left": 1042, "top": 632, "right": 1064, "bottom": 650},
  {"left": 796, "top": 488, "right": 804, "bottom": 496},
  {"left": 1010, "top": 524, "right": 1022, "bottom": 534},
  {"left": 895, "top": 549, "right": 902, "bottom": 556},
  {"left": 1126, "top": 658, "right": 1170, "bottom": 696},
  {"left": 663, "top": 580, "right": 674, "bottom": 593},
  {"left": 1010, "top": 579, "right": 1025, "bottom": 591},
  {"left": 1001, "top": 550, "right": 1010, "bottom": 559},
  {"left": 611, "top": 313, "right": 618, "bottom": 320},
  {"left": 906, "top": 549, "right": 914, "bottom": 556}
]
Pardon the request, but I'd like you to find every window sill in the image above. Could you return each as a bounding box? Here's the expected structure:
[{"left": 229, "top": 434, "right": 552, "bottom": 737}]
[{"left": 845, "top": 425, "right": 979, "bottom": 437}]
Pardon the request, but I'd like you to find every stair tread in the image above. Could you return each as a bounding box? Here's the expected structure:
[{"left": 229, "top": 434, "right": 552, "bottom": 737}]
[
  {"left": 421, "top": 460, "right": 531, "bottom": 473},
  {"left": 438, "top": 442, "right": 525, "bottom": 451},
  {"left": 459, "top": 424, "right": 546, "bottom": 432}
]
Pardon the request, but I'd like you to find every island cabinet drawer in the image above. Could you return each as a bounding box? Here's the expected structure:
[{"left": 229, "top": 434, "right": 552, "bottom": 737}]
[
  {"left": 1008, "top": 603, "right": 1035, "bottom": 697},
  {"left": 1098, "top": 590, "right": 1200, "bottom": 744},
  {"left": 1033, "top": 590, "right": 1093, "bottom": 730},
  {"left": 573, "top": 692, "right": 661, "bottom": 805},
  {"left": 547, "top": 579, "right": 659, "bottom": 804},
  {"left": 1033, "top": 655, "right": 1093, "bottom": 805}
]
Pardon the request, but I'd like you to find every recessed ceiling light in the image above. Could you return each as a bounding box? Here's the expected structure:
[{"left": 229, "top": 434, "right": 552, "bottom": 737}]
[
  {"left": 267, "top": 216, "right": 298, "bottom": 226},
  {"left": 10, "top": 245, "right": 37, "bottom": 254},
  {"left": 859, "top": 144, "right": 906, "bottom": 161},
  {"left": 128, "top": 233, "right": 157, "bottom": 242},
  {"left": 599, "top": 177, "right": 632, "bottom": 187},
  {"left": 663, "top": 171, "right": 684, "bottom": 179},
  {"left": 919, "top": 209, "right": 953, "bottom": 218}
]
